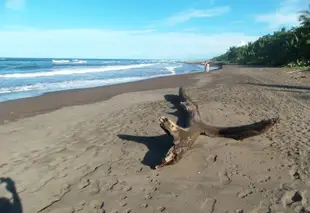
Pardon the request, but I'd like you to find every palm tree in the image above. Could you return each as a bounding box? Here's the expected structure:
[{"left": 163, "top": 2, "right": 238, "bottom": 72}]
[
  {"left": 212, "top": 4, "right": 310, "bottom": 67},
  {"left": 299, "top": 4, "right": 310, "bottom": 26}
]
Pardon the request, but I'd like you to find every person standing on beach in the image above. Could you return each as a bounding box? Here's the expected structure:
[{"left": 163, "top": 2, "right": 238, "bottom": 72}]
[{"left": 204, "top": 61, "right": 210, "bottom": 72}]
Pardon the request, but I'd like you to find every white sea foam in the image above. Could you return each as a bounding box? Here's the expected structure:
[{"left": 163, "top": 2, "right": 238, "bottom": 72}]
[
  {"left": 0, "top": 77, "right": 144, "bottom": 94},
  {"left": 72, "top": 59, "right": 87, "bottom": 64},
  {"left": 0, "top": 75, "right": 170, "bottom": 94},
  {"left": 52, "top": 59, "right": 70, "bottom": 63},
  {"left": 165, "top": 65, "right": 181, "bottom": 74},
  {"left": 52, "top": 59, "right": 88, "bottom": 64},
  {"left": 0, "top": 63, "right": 154, "bottom": 78},
  {"left": 100, "top": 60, "right": 120, "bottom": 64}
]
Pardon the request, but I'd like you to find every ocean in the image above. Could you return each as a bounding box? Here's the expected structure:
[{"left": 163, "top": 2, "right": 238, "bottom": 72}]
[{"left": 0, "top": 58, "right": 210, "bottom": 102}]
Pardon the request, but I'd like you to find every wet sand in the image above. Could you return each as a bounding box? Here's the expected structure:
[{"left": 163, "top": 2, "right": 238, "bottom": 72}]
[{"left": 0, "top": 73, "right": 200, "bottom": 124}]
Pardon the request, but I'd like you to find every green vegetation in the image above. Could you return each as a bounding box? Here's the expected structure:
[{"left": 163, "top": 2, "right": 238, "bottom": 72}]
[{"left": 211, "top": 5, "right": 310, "bottom": 68}]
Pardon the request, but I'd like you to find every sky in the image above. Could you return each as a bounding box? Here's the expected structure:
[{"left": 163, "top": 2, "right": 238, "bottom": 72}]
[{"left": 0, "top": 0, "right": 308, "bottom": 60}]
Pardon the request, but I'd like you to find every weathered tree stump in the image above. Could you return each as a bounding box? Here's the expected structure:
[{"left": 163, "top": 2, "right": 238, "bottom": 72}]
[{"left": 155, "top": 87, "right": 279, "bottom": 169}]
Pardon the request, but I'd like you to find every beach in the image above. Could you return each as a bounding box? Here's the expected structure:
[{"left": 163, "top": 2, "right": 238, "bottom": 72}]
[{"left": 1, "top": 66, "right": 310, "bottom": 213}]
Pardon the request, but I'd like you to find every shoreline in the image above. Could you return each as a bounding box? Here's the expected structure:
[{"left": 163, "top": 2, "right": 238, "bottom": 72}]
[{"left": 0, "top": 71, "right": 208, "bottom": 124}]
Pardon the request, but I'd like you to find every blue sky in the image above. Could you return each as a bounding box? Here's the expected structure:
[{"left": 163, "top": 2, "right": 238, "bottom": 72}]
[{"left": 0, "top": 0, "right": 308, "bottom": 59}]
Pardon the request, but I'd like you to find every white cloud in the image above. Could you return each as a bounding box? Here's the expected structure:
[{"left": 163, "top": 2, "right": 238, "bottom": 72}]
[
  {"left": 237, "top": 40, "right": 247, "bottom": 47},
  {"left": 166, "top": 6, "right": 230, "bottom": 26},
  {"left": 255, "top": 0, "right": 308, "bottom": 29},
  {"left": 5, "top": 0, "right": 25, "bottom": 10},
  {"left": 0, "top": 28, "right": 258, "bottom": 59},
  {"left": 256, "top": 13, "right": 299, "bottom": 29}
]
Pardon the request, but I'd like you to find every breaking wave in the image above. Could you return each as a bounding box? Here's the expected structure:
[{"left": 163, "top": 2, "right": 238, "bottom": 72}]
[
  {"left": 0, "top": 75, "right": 169, "bottom": 94},
  {"left": 165, "top": 65, "right": 182, "bottom": 74},
  {"left": 0, "top": 63, "right": 154, "bottom": 78},
  {"left": 52, "top": 59, "right": 87, "bottom": 64}
]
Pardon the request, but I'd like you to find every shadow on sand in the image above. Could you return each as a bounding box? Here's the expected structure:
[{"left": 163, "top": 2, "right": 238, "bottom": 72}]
[
  {"left": 244, "top": 82, "right": 310, "bottom": 91},
  {"left": 0, "top": 177, "right": 23, "bottom": 213},
  {"left": 245, "top": 82, "right": 310, "bottom": 101},
  {"left": 118, "top": 94, "right": 187, "bottom": 169}
]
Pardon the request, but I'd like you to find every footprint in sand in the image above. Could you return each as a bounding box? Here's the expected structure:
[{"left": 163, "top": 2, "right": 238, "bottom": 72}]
[
  {"left": 201, "top": 198, "right": 217, "bottom": 213},
  {"left": 89, "top": 179, "right": 100, "bottom": 195},
  {"left": 219, "top": 169, "right": 231, "bottom": 185}
]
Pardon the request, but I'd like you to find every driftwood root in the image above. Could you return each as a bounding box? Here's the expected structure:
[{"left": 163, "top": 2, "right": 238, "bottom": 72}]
[{"left": 155, "top": 87, "right": 279, "bottom": 169}]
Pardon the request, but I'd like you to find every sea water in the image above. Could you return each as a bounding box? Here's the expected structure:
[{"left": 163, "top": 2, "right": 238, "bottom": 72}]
[{"left": 0, "top": 58, "right": 212, "bottom": 102}]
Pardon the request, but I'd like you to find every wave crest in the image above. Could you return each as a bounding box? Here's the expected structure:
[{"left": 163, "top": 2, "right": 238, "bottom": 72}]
[
  {"left": 0, "top": 75, "right": 169, "bottom": 94},
  {"left": 165, "top": 65, "right": 181, "bottom": 74},
  {"left": 52, "top": 59, "right": 88, "bottom": 64},
  {"left": 0, "top": 63, "right": 154, "bottom": 78}
]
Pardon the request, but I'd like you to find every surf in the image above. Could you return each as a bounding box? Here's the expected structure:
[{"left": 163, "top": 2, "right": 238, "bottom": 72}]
[{"left": 0, "top": 63, "right": 154, "bottom": 78}]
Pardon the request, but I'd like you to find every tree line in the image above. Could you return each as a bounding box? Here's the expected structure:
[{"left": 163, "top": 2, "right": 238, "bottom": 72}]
[{"left": 211, "top": 5, "right": 310, "bottom": 68}]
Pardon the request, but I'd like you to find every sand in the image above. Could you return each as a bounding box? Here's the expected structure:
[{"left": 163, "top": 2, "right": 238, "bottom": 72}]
[{"left": 0, "top": 66, "right": 310, "bottom": 213}]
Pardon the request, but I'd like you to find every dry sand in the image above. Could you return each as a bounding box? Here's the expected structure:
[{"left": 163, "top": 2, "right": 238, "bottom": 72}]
[{"left": 0, "top": 66, "right": 310, "bottom": 213}]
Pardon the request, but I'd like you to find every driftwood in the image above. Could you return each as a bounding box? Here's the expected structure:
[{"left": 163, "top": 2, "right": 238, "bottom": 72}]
[{"left": 155, "top": 87, "right": 279, "bottom": 169}]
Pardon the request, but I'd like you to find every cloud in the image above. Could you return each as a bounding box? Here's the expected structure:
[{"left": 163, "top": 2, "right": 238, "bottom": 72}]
[
  {"left": 237, "top": 40, "right": 247, "bottom": 47},
  {"left": 166, "top": 6, "right": 230, "bottom": 26},
  {"left": 0, "top": 28, "right": 258, "bottom": 59},
  {"left": 255, "top": 0, "right": 308, "bottom": 29},
  {"left": 5, "top": 0, "right": 25, "bottom": 10}
]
